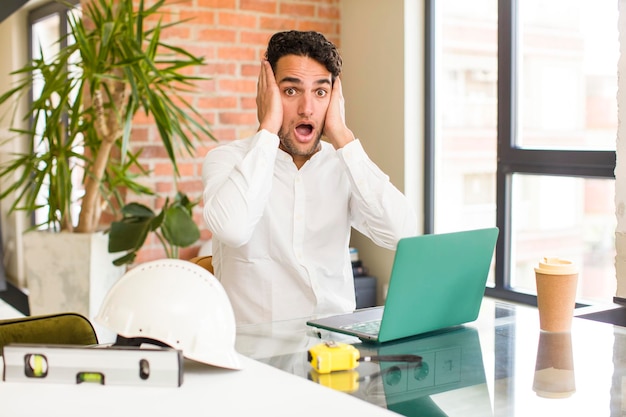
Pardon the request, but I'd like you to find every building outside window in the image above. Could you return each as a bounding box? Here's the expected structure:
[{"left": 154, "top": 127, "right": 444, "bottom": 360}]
[
  {"left": 29, "top": 1, "right": 82, "bottom": 229},
  {"left": 430, "top": 0, "right": 618, "bottom": 305}
]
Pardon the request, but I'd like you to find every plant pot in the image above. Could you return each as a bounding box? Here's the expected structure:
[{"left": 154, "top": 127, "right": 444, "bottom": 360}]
[{"left": 23, "top": 231, "right": 125, "bottom": 342}]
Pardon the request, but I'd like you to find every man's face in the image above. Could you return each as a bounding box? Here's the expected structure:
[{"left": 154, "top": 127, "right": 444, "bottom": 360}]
[{"left": 274, "top": 54, "right": 332, "bottom": 167}]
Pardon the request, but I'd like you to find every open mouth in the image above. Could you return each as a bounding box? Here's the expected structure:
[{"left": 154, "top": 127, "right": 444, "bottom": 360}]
[{"left": 295, "top": 123, "right": 314, "bottom": 140}]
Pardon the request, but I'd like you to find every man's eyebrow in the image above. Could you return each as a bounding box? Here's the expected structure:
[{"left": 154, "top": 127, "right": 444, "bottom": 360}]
[{"left": 278, "top": 76, "right": 331, "bottom": 86}]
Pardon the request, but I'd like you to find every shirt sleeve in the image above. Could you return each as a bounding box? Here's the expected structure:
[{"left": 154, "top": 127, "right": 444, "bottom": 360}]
[
  {"left": 202, "top": 130, "right": 279, "bottom": 247},
  {"left": 337, "top": 139, "right": 418, "bottom": 249}
]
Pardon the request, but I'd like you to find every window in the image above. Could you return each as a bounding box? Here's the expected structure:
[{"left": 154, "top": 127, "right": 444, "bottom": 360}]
[
  {"left": 426, "top": 0, "right": 618, "bottom": 305},
  {"left": 29, "top": 1, "right": 81, "bottom": 229}
]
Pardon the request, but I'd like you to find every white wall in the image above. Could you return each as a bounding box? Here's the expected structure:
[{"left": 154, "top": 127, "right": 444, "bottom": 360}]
[
  {"left": 615, "top": 0, "right": 626, "bottom": 300},
  {"left": 341, "top": 0, "right": 424, "bottom": 301}
]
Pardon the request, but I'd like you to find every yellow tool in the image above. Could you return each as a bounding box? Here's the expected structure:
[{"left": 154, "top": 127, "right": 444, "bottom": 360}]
[
  {"left": 308, "top": 369, "right": 360, "bottom": 393},
  {"left": 307, "top": 341, "right": 360, "bottom": 374},
  {"left": 307, "top": 341, "right": 423, "bottom": 374}
]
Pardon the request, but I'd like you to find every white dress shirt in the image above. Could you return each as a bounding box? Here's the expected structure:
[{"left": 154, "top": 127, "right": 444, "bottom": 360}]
[{"left": 202, "top": 130, "right": 417, "bottom": 325}]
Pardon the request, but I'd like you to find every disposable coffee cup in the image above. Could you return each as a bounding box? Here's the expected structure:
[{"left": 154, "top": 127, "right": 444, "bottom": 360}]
[
  {"left": 534, "top": 257, "right": 578, "bottom": 332},
  {"left": 533, "top": 331, "right": 575, "bottom": 398}
]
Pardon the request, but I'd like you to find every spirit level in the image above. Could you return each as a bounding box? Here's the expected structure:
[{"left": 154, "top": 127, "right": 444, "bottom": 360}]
[{"left": 2, "top": 344, "right": 183, "bottom": 387}]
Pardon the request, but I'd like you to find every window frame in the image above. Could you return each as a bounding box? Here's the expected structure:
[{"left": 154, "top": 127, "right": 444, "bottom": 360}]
[
  {"left": 424, "top": 0, "right": 617, "bottom": 306},
  {"left": 0, "top": 0, "right": 80, "bottom": 315}
]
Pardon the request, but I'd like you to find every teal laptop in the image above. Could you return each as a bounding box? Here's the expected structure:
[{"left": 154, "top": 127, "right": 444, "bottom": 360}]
[{"left": 306, "top": 227, "right": 499, "bottom": 343}]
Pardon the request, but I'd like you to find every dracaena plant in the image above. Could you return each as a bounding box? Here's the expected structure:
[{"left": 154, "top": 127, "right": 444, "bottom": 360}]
[{"left": 0, "top": 0, "right": 213, "bottom": 234}]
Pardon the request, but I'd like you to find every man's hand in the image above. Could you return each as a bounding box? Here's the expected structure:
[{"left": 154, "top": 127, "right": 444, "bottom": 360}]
[
  {"left": 256, "top": 60, "right": 282, "bottom": 134},
  {"left": 323, "top": 77, "right": 355, "bottom": 149}
]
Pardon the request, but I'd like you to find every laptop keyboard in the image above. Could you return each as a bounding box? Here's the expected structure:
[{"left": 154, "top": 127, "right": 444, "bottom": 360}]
[{"left": 341, "top": 319, "right": 381, "bottom": 335}]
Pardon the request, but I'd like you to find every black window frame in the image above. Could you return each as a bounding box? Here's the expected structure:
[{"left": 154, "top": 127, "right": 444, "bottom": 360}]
[{"left": 424, "top": 0, "right": 617, "bottom": 306}]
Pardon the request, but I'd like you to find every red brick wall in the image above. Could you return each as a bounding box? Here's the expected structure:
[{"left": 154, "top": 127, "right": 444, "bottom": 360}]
[{"left": 131, "top": 0, "right": 341, "bottom": 263}]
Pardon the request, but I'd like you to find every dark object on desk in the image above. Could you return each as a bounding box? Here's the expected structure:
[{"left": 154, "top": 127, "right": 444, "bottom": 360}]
[
  {"left": 0, "top": 313, "right": 98, "bottom": 354},
  {"left": 352, "top": 259, "right": 369, "bottom": 277},
  {"left": 352, "top": 257, "right": 376, "bottom": 309},
  {"left": 355, "top": 276, "right": 377, "bottom": 309},
  {"left": 577, "top": 305, "right": 626, "bottom": 327}
]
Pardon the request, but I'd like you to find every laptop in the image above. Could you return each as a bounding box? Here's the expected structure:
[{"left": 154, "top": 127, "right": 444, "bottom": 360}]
[{"left": 306, "top": 227, "right": 499, "bottom": 343}]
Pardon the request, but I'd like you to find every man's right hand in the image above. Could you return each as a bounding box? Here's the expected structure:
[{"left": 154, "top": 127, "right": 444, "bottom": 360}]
[{"left": 256, "top": 60, "right": 282, "bottom": 134}]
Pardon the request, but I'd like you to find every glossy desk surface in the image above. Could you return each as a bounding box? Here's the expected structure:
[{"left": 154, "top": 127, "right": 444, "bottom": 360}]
[{"left": 236, "top": 297, "right": 626, "bottom": 416}]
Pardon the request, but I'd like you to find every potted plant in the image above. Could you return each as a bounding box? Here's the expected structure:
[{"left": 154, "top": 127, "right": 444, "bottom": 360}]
[
  {"left": 0, "top": 0, "right": 213, "bottom": 321},
  {"left": 108, "top": 191, "right": 201, "bottom": 266}
]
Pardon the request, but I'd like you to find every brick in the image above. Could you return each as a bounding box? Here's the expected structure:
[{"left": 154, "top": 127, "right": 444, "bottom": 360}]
[
  {"left": 241, "top": 62, "right": 262, "bottom": 77},
  {"left": 197, "top": 96, "right": 238, "bottom": 109},
  {"left": 155, "top": 181, "right": 175, "bottom": 194},
  {"left": 240, "top": 96, "right": 258, "bottom": 110},
  {"left": 197, "top": 28, "right": 238, "bottom": 43},
  {"left": 240, "top": 0, "right": 277, "bottom": 14},
  {"left": 153, "top": 162, "right": 175, "bottom": 176},
  {"left": 259, "top": 16, "right": 298, "bottom": 31},
  {"left": 219, "top": 111, "right": 258, "bottom": 125},
  {"left": 185, "top": 10, "right": 216, "bottom": 23},
  {"left": 318, "top": 4, "right": 340, "bottom": 19},
  {"left": 296, "top": 20, "right": 337, "bottom": 35},
  {"left": 279, "top": 3, "right": 315, "bottom": 17},
  {"left": 137, "top": 145, "right": 170, "bottom": 159},
  {"left": 177, "top": 180, "right": 205, "bottom": 193},
  {"left": 197, "top": 0, "right": 237, "bottom": 8},
  {"left": 207, "top": 127, "right": 238, "bottom": 141},
  {"left": 219, "top": 12, "right": 257, "bottom": 28},
  {"left": 218, "top": 78, "right": 257, "bottom": 93},
  {"left": 240, "top": 31, "right": 273, "bottom": 46},
  {"left": 217, "top": 45, "right": 257, "bottom": 60}
]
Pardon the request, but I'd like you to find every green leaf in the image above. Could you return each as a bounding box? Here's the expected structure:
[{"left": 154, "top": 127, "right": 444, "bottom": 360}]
[
  {"left": 161, "top": 205, "right": 200, "bottom": 247},
  {"left": 108, "top": 218, "right": 152, "bottom": 252}
]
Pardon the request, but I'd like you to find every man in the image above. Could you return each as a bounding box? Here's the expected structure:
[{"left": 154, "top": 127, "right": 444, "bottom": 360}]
[{"left": 202, "top": 30, "right": 417, "bottom": 325}]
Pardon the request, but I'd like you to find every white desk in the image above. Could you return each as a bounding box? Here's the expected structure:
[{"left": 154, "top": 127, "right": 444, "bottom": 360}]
[
  {"left": 1, "top": 355, "right": 395, "bottom": 416},
  {"left": 3, "top": 298, "right": 625, "bottom": 416},
  {"left": 236, "top": 298, "right": 626, "bottom": 416}
]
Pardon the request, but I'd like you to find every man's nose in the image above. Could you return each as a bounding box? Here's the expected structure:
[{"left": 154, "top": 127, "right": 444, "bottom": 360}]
[{"left": 298, "top": 94, "right": 314, "bottom": 116}]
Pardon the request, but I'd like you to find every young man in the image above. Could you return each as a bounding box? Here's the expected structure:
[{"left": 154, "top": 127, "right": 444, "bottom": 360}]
[{"left": 202, "top": 31, "right": 417, "bottom": 325}]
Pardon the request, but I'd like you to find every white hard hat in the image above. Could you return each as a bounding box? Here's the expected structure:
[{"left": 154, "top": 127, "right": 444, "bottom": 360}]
[{"left": 94, "top": 259, "right": 241, "bottom": 370}]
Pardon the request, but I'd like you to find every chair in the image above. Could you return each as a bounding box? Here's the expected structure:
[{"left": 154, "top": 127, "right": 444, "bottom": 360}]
[
  {"left": 0, "top": 312, "right": 98, "bottom": 354},
  {"left": 189, "top": 255, "right": 214, "bottom": 275}
]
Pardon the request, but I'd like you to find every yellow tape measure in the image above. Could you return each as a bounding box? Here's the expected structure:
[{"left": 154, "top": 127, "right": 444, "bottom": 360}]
[{"left": 307, "top": 341, "right": 360, "bottom": 374}]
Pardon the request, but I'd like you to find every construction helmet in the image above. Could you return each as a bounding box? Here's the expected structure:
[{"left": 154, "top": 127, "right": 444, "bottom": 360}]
[{"left": 94, "top": 259, "right": 241, "bottom": 370}]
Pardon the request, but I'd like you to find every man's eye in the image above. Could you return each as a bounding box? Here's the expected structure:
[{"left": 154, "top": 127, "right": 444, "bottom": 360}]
[
  {"left": 316, "top": 90, "right": 328, "bottom": 97},
  {"left": 285, "top": 88, "right": 296, "bottom": 96}
]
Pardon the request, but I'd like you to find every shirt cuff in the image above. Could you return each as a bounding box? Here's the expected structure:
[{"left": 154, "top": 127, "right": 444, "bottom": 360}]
[
  {"left": 336, "top": 138, "right": 366, "bottom": 162},
  {"left": 254, "top": 129, "right": 280, "bottom": 148}
]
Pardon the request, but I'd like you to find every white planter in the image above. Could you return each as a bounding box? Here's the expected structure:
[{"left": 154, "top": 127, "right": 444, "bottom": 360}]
[{"left": 23, "top": 231, "right": 126, "bottom": 342}]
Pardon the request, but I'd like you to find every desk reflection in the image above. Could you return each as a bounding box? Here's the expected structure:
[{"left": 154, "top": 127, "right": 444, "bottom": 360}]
[
  {"left": 258, "top": 326, "right": 492, "bottom": 416},
  {"left": 533, "top": 331, "right": 576, "bottom": 399},
  {"left": 357, "top": 326, "right": 492, "bottom": 416}
]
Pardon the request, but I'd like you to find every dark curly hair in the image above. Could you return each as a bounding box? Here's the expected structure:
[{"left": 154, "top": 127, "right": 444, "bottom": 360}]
[{"left": 265, "top": 31, "right": 342, "bottom": 80}]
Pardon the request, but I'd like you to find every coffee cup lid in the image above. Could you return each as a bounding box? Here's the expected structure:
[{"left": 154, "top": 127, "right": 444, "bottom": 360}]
[{"left": 534, "top": 257, "right": 578, "bottom": 275}]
